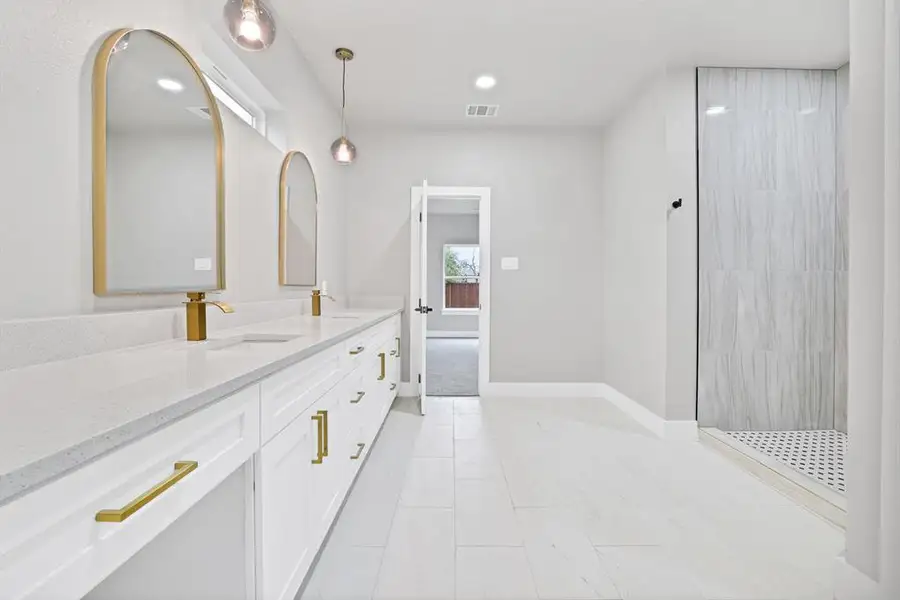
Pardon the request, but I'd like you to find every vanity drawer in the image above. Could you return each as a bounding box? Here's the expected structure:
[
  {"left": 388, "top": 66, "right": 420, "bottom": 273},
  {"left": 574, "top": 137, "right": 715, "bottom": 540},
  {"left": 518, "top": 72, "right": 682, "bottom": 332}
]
[
  {"left": 260, "top": 344, "right": 346, "bottom": 443},
  {"left": 0, "top": 385, "right": 260, "bottom": 600},
  {"left": 343, "top": 318, "right": 397, "bottom": 366}
]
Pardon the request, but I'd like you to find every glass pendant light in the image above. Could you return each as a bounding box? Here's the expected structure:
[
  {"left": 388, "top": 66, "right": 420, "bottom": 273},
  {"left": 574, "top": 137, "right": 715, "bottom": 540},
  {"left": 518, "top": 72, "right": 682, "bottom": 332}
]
[
  {"left": 224, "top": 0, "right": 276, "bottom": 52},
  {"left": 331, "top": 48, "right": 357, "bottom": 165}
]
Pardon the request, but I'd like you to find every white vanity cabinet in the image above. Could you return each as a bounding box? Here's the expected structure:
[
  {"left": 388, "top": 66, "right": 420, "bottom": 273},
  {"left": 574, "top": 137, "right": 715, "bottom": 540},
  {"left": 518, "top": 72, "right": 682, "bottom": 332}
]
[
  {"left": 0, "top": 312, "right": 402, "bottom": 600},
  {"left": 256, "top": 315, "right": 401, "bottom": 600},
  {"left": 0, "top": 385, "right": 261, "bottom": 600},
  {"left": 256, "top": 401, "right": 316, "bottom": 600}
]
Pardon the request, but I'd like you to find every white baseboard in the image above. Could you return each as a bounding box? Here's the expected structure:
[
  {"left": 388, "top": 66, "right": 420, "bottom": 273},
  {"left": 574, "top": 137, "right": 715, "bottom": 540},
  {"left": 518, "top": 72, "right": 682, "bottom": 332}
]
[
  {"left": 426, "top": 330, "right": 479, "bottom": 339},
  {"left": 834, "top": 556, "right": 880, "bottom": 600},
  {"left": 398, "top": 382, "right": 417, "bottom": 397},
  {"left": 480, "top": 382, "right": 604, "bottom": 398},
  {"left": 597, "top": 383, "right": 698, "bottom": 441}
]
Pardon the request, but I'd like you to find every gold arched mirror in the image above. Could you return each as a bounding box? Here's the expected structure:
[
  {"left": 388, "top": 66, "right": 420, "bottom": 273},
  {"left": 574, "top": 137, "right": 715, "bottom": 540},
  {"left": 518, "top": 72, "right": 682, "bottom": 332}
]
[
  {"left": 93, "top": 29, "right": 225, "bottom": 295},
  {"left": 279, "top": 151, "right": 318, "bottom": 286}
]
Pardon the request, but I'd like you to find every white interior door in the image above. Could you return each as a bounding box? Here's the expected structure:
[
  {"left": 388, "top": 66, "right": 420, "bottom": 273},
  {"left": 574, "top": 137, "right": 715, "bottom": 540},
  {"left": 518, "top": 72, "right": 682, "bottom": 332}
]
[{"left": 416, "top": 180, "right": 430, "bottom": 413}]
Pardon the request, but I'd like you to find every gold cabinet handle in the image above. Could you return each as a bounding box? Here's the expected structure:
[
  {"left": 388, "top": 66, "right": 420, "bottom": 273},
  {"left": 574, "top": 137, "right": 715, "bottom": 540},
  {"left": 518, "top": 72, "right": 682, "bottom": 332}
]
[
  {"left": 350, "top": 443, "right": 366, "bottom": 460},
  {"left": 390, "top": 383, "right": 397, "bottom": 391},
  {"left": 96, "top": 461, "right": 198, "bottom": 523},
  {"left": 378, "top": 352, "right": 386, "bottom": 381},
  {"left": 351, "top": 391, "right": 366, "bottom": 404},
  {"left": 349, "top": 346, "right": 365, "bottom": 356},
  {"left": 392, "top": 336, "right": 401, "bottom": 357},
  {"left": 321, "top": 409, "right": 329, "bottom": 457},
  {"left": 311, "top": 412, "right": 325, "bottom": 464}
]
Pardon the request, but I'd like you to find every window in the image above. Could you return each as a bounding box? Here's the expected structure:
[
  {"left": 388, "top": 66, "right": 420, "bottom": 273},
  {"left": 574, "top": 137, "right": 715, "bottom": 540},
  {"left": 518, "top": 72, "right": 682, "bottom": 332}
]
[
  {"left": 203, "top": 74, "right": 258, "bottom": 130},
  {"left": 443, "top": 245, "right": 480, "bottom": 314}
]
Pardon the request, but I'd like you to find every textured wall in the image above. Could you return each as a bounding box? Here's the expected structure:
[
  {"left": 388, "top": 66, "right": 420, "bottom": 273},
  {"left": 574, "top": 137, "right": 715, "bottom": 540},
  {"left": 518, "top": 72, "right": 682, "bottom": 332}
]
[{"left": 697, "top": 68, "right": 839, "bottom": 431}]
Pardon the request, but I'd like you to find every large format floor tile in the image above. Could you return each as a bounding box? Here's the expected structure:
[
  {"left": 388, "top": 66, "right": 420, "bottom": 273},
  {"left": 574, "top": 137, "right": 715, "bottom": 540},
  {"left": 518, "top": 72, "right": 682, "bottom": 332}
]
[
  {"left": 302, "top": 396, "right": 845, "bottom": 600},
  {"left": 374, "top": 508, "right": 455, "bottom": 599}
]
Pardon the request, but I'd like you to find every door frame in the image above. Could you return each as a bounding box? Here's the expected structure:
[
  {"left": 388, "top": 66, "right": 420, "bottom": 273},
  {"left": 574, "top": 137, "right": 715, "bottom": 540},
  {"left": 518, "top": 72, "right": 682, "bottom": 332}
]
[{"left": 409, "top": 185, "right": 491, "bottom": 407}]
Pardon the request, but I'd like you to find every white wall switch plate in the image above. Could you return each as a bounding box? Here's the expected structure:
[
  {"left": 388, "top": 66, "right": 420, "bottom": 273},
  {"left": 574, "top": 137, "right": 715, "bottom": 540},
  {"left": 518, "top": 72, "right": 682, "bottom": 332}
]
[
  {"left": 501, "top": 257, "right": 519, "bottom": 271},
  {"left": 194, "top": 257, "right": 213, "bottom": 271}
]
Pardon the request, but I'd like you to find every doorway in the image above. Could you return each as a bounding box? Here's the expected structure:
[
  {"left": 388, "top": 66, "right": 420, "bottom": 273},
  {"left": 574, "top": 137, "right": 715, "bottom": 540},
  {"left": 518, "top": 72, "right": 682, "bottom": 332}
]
[{"left": 409, "top": 184, "right": 491, "bottom": 414}]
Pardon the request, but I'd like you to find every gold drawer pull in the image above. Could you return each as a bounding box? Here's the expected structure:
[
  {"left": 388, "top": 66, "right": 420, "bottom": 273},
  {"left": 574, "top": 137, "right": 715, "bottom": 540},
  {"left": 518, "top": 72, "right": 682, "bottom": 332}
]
[
  {"left": 390, "top": 383, "right": 397, "bottom": 391},
  {"left": 393, "top": 336, "right": 401, "bottom": 357},
  {"left": 321, "top": 409, "right": 329, "bottom": 457},
  {"left": 378, "top": 352, "right": 386, "bottom": 381},
  {"left": 351, "top": 391, "right": 366, "bottom": 404},
  {"left": 349, "top": 346, "right": 365, "bottom": 356},
  {"left": 96, "top": 461, "right": 198, "bottom": 523},
  {"left": 350, "top": 443, "right": 366, "bottom": 460},
  {"left": 311, "top": 412, "right": 325, "bottom": 464}
]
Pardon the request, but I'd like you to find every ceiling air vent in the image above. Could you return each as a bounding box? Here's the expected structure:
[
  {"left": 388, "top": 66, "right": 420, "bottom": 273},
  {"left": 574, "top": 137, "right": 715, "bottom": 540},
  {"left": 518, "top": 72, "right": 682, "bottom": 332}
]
[
  {"left": 466, "top": 104, "right": 500, "bottom": 118},
  {"left": 186, "top": 106, "right": 212, "bottom": 120}
]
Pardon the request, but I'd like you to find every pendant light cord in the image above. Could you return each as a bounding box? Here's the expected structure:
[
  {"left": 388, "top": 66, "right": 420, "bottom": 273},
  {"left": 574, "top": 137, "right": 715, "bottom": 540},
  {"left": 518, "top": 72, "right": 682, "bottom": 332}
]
[{"left": 340, "top": 58, "right": 347, "bottom": 136}]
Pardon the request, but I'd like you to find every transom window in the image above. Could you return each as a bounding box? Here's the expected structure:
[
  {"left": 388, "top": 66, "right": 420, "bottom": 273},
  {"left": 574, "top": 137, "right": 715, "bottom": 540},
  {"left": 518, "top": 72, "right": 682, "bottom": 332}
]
[
  {"left": 443, "top": 245, "right": 480, "bottom": 314},
  {"left": 203, "top": 74, "right": 258, "bottom": 130}
]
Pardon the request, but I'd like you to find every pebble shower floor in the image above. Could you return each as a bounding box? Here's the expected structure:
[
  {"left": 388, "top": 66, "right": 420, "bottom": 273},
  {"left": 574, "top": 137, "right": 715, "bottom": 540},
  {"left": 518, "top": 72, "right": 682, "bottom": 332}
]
[{"left": 725, "top": 429, "right": 847, "bottom": 494}]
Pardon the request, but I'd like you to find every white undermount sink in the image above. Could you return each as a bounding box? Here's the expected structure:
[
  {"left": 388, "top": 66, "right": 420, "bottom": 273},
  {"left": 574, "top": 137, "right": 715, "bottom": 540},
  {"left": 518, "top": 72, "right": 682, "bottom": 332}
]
[{"left": 206, "top": 333, "right": 303, "bottom": 351}]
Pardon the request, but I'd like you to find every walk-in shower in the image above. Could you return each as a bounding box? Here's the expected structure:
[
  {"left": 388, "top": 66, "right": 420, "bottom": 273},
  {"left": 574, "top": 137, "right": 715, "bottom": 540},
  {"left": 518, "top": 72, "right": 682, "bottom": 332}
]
[{"left": 696, "top": 66, "right": 849, "bottom": 498}]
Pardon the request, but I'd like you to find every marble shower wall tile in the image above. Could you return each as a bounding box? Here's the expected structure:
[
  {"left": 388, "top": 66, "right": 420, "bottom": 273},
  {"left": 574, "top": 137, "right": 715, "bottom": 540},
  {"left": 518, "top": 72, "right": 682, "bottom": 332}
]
[
  {"left": 698, "top": 351, "right": 767, "bottom": 428},
  {"left": 766, "top": 351, "right": 835, "bottom": 430},
  {"left": 770, "top": 272, "right": 834, "bottom": 354},
  {"left": 699, "top": 350, "right": 834, "bottom": 430},
  {"left": 776, "top": 110, "right": 836, "bottom": 195},
  {"left": 834, "top": 64, "right": 849, "bottom": 433},
  {"left": 769, "top": 192, "right": 835, "bottom": 271},
  {"left": 699, "top": 190, "right": 773, "bottom": 271},
  {"left": 698, "top": 67, "right": 839, "bottom": 432},
  {"left": 834, "top": 271, "right": 849, "bottom": 432},
  {"left": 699, "top": 270, "right": 774, "bottom": 353}
]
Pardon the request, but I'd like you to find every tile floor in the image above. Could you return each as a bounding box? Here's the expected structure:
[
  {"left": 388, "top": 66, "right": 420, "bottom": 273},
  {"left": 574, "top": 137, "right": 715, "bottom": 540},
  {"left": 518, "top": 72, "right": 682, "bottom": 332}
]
[
  {"left": 724, "top": 430, "right": 847, "bottom": 494},
  {"left": 301, "top": 397, "right": 844, "bottom": 600}
]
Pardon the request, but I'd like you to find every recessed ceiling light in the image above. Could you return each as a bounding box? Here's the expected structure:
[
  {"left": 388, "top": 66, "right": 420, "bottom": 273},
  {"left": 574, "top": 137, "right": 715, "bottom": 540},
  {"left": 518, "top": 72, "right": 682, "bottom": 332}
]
[
  {"left": 475, "top": 75, "right": 496, "bottom": 90},
  {"left": 157, "top": 78, "right": 184, "bottom": 93},
  {"left": 705, "top": 105, "right": 728, "bottom": 116}
]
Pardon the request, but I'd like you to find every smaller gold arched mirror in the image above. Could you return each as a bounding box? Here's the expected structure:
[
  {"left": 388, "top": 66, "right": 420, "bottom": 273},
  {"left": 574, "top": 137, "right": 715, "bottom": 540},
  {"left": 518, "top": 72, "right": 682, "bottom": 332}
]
[
  {"left": 279, "top": 151, "right": 318, "bottom": 286},
  {"left": 93, "top": 29, "right": 225, "bottom": 295}
]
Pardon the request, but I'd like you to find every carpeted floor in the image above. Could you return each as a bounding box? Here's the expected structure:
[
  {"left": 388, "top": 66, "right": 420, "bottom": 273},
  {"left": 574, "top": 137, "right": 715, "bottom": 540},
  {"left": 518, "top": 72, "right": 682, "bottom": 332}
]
[{"left": 426, "top": 338, "right": 479, "bottom": 396}]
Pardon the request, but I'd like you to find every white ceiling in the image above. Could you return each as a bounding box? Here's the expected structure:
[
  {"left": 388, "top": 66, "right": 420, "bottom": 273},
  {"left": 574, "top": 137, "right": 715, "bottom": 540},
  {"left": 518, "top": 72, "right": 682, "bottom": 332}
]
[{"left": 272, "top": 0, "right": 848, "bottom": 128}]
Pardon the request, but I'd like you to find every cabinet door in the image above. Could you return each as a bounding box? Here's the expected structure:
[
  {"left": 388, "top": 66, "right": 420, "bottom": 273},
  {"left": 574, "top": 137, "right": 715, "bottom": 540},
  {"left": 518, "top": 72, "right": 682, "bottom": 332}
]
[
  {"left": 306, "top": 390, "right": 346, "bottom": 543},
  {"left": 257, "top": 409, "right": 315, "bottom": 600}
]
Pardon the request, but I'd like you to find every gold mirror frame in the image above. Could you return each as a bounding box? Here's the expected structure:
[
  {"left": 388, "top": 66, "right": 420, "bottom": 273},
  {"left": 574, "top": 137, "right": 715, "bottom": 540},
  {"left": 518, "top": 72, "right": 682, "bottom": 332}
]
[
  {"left": 92, "top": 28, "right": 226, "bottom": 296},
  {"left": 279, "top": 151, "right": 318, "bottom": 287}
]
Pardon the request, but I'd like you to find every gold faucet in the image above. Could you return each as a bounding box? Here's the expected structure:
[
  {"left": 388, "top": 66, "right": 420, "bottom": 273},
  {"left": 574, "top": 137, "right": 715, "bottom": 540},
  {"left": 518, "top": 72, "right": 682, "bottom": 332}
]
[
  {"left": 311, "top": 289, "right": 336, "bottom": 317},
  {"left": 185, "top": 292, "right": 234, "bottom": 341}
]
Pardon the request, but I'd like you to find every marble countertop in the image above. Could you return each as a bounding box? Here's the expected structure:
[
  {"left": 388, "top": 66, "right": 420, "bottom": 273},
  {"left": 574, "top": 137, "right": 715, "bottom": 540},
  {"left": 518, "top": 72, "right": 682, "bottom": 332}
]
[{"left": 0, "top": 308, "right": 401, "bottom": 506}]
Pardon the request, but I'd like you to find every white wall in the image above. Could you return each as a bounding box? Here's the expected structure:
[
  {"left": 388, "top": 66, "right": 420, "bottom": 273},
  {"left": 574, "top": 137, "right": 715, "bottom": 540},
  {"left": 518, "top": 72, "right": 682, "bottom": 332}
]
[
  {"left": 427, "top": 214, "right": 479, "bottom": 334},
  {"left": 664, "top": 70, "right": 699, "bottom": 421},
  {"left": 346, "top": 129, "right": 605, "bottom": 383},
  {"left": 846, "top": 0, "right": 884, "bottom": 585},
  {"left": 597, "top": 68, "right": 697, "bottom": 420},
  {"left": 0, "top": 0, "right": 346, "bottom": 320}
]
